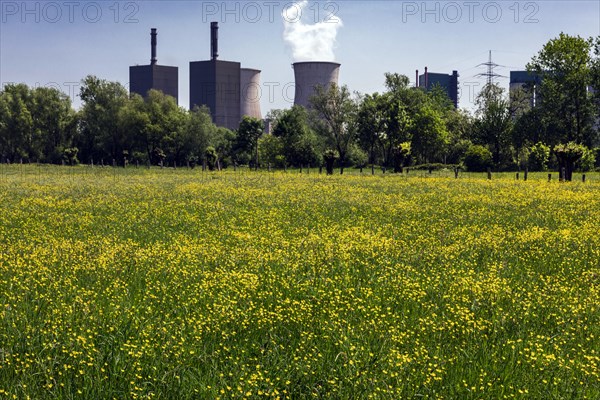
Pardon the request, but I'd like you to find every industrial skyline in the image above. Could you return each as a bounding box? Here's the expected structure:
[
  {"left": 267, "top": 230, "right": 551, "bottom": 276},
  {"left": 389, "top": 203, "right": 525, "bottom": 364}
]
[{"left": 1, "top": 1, "right": 599, "bottom": 114}]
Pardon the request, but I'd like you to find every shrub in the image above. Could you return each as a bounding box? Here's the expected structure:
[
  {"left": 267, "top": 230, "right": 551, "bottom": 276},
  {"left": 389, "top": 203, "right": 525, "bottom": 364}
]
[
  {"left": 528, "top": 142, "right": 550, "bottom": 171},
  {"left": 323, "top": 149, "right": 339, "bottom": 175},
  {"left": 554, "top": 142, "right": 585, "bottom": 181},
  {"left": 205, "top": 146, "right": 218, "bottom": 171},
  {"left": 577, "top": 146, "right": 596, "bottom": 172},
  {"left": 464, "top": 145, "right": 493, "bottom": 172}
]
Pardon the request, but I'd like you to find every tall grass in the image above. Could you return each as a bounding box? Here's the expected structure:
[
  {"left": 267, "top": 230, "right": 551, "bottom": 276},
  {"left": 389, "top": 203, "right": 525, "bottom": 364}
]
[{"left": 0, "top": 165, "right": 598, "bottom": 399}]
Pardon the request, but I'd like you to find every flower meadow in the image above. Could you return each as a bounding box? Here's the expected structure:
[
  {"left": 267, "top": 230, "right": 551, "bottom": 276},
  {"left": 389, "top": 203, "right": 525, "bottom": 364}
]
[{"left": 0, "top": 166, "right": 598, "bottom": 399}]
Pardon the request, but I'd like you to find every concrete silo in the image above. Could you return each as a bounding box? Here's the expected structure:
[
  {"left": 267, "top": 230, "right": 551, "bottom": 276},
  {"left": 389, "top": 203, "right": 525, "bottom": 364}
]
[
  {"left": 292, "top": 61, "right": 341, "bottom": 109},
  {"left": 240, "top": 68, "right": 262, "bottom": 120}
]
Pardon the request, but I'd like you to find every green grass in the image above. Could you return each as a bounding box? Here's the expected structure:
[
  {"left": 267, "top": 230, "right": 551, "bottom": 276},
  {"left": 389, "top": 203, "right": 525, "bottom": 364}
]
[{"left": 0, "top": 165, "right": 598, "bottom": 399}]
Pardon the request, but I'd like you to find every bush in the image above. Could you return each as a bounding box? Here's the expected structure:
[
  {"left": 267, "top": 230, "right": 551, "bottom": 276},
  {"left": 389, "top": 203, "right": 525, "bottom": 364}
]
[
  {"left": 577, "top": 146, "right": 596, "bottom": 172},
  {"left": 528, "top": 142, "right": 550, "bottom": 171},
  {"left": 323, "top": 149, "right": 339, "bottom": 175},
  {"left": 346, "top": 143, "right": 368, "bottom": 168},
  {"left": 205, "top": 146, "right": 218, "bottom": 171},
  {"left": 464, "top": 145, "right": 493, "bottom": 172},
  {"left": 410, "top": 163, "right": 460, "bottom": 171},
  {"left": 554, "top": 142, "right": 585, "bottom": 181},
  {"left": 258, "top": 135, "right": 285, "bottom": 168}
]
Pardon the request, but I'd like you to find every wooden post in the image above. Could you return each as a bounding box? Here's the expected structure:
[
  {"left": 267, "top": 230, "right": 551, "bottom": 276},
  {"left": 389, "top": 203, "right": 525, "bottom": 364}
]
[
  {"left": 300, "top": 165, "right": 303, "bottom": 174},
  {"left": 516, "top": 172, "right": 519, "bottom": 180},
  {"left": 548, "top": 173, "right": 552, "bottom": 182},
  {"left": 487, "top": 168, "right": 492, "bottom": 180},
  {"left": 524, "top": 168, "right": 528, "bottom": 181},
  {"left": 319, "top": 166, "right": 322, "bottom": 174},
  {"left": 454, "top": 167, "right": 459, "bottom": 179},
  {"left": 582, "top": 174, "right": 586, "bottom": 183}
]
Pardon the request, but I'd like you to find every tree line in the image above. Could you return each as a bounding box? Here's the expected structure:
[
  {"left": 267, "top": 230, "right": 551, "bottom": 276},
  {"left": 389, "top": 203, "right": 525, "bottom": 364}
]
[{"left": 1, "top": 33, "right": 599, "bottom": 174}]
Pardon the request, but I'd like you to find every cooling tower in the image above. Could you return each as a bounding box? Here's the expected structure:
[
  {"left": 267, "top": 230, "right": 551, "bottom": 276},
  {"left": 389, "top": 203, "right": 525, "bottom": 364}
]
[
  {"left": 240, "top": 68, "right": 262, "bottom": 120},
  {"left": 293, "top": 62, "right": 341, "bottom": 108}
]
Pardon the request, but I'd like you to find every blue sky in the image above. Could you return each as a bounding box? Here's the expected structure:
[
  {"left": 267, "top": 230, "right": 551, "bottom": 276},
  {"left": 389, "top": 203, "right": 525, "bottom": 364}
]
[{"left": 1, "top": 1, "right": 599, "bottom": 114}]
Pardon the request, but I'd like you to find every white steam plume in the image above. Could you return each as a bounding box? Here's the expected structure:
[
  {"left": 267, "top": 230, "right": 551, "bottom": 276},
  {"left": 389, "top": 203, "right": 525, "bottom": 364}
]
[{"left": 282, "top": 1, "right": 343, "bottom": 62}]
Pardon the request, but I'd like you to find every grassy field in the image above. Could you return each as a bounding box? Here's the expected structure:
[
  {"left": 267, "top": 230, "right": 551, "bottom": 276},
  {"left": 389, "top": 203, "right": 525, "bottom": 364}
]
[{"left": 0, "top": 165, "right": 598, "bottom": 399}]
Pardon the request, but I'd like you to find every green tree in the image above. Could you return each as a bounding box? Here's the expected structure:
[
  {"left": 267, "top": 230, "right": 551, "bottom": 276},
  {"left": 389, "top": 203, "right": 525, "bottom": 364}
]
[
  {"left": 357, "top": 93, "right": 385, "bottom": 170},
  {"left": 411, "top": 104, "right": 448, "bottom": 164},
  {"left": 184, "top": 105, "right": 217, "bottom": 166},
  {"left": 272, "top": 106, "right": 321, "bottom": 167},
  {"left": 527, "top": 33, "right": 597, "bottom": 146},
  {"left": 78, "top": 75, "right": 129, "bottom": 163},
  {"left": 236, "top": 116, "right": 264, "bottom": 168},
  {"left": 212, "top": 127, "right": 236, "bottom": 168},
  {"left": 118, "top": 93, "right": 150, "bottom": 164},
  {"left": 29, "top": 87, "right": 77, "bottom": 163},
  {"left": 143, "top": 90, "right": 188, "bottom": 166},
  {"left": 258, "top": 134, "right": 285, "bottom": 168},
  {"left": 309, "top": 83, "right": 357, "bottom": 174},
  {"left": 0, "top": 84, "right": 33, "bottom": 161},
  {"left": 473, "top": 84, "right": 513, "bottom": 167}
]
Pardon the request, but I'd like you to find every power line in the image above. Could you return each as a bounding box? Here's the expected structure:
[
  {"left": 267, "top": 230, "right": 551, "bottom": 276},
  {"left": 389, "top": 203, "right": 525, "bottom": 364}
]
[{"left": 475, "top": 50, "right": 507, "bottom": 86}]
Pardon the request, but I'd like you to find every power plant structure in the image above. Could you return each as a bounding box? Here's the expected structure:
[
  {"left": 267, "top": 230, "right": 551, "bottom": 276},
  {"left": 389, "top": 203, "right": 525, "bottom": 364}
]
[
  {"left": 510, "top": 70, "right": 542, "bottom": 108},
  {"left": 129, "top": 28, "right": 179, "bottom": 103},
  {"left": 240, "top": 68, "right": 262, "bottom": 120},
  {"left": 417, "top": 67, "right": 459, "bottom": 108},
  {"left": 189, "top": 22, "right": 262, "bottom": 130},
  {"left": 292, "top": 62, "right": 341, "bottom": 109}
]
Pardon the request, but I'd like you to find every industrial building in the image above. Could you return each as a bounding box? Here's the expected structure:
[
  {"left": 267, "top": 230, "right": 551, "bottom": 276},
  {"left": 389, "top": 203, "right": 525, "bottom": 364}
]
[
  {"left": 240, "top": 68, "right": 262, "bottom": 120},
  {"left": 129, "top": 29, "right": 179, "bottom": 103},
  {"left": 292, "top": 62, "right": 341, "bottom": 109},
  {"left": 190, "top": 22, "right": 262, "bottom": 130},
  {"left": 509, "top": 70, "right": 542, "bottom": 107},
  {"left": 417, "top": 68, "right": 459, "bottom": 108}
]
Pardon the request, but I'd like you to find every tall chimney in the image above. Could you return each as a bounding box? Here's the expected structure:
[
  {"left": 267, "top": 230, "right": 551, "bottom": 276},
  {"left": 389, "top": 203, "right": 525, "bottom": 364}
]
[
  {"left": 150, "top": 28, "right": 157, "bottom": 65},
  {"left": 416, "top": 69, "right": 419, "bottom": 88},
  {"left": 211, "top": 22, "right": 219, "bottom": 60},
  {"left": 425, "top": 66, "right": 429, "bottom": 89}
]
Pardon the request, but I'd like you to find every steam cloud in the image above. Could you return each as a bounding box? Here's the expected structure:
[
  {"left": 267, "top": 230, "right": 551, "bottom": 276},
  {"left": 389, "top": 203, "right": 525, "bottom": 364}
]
[{"left": 282, "top": 1, "right": 343, "bottom": 62}]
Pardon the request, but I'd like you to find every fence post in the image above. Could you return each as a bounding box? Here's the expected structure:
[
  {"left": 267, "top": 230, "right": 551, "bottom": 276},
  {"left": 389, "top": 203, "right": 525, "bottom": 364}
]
[
  {"left": 548, "top": 173, "right": 552, "bottom": 182},
  {"left": 487, "top": 168, "right": 492, "bottom": 180},
  {"left": 524, "top": 168, "right": 528, "bottom": 181}
]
